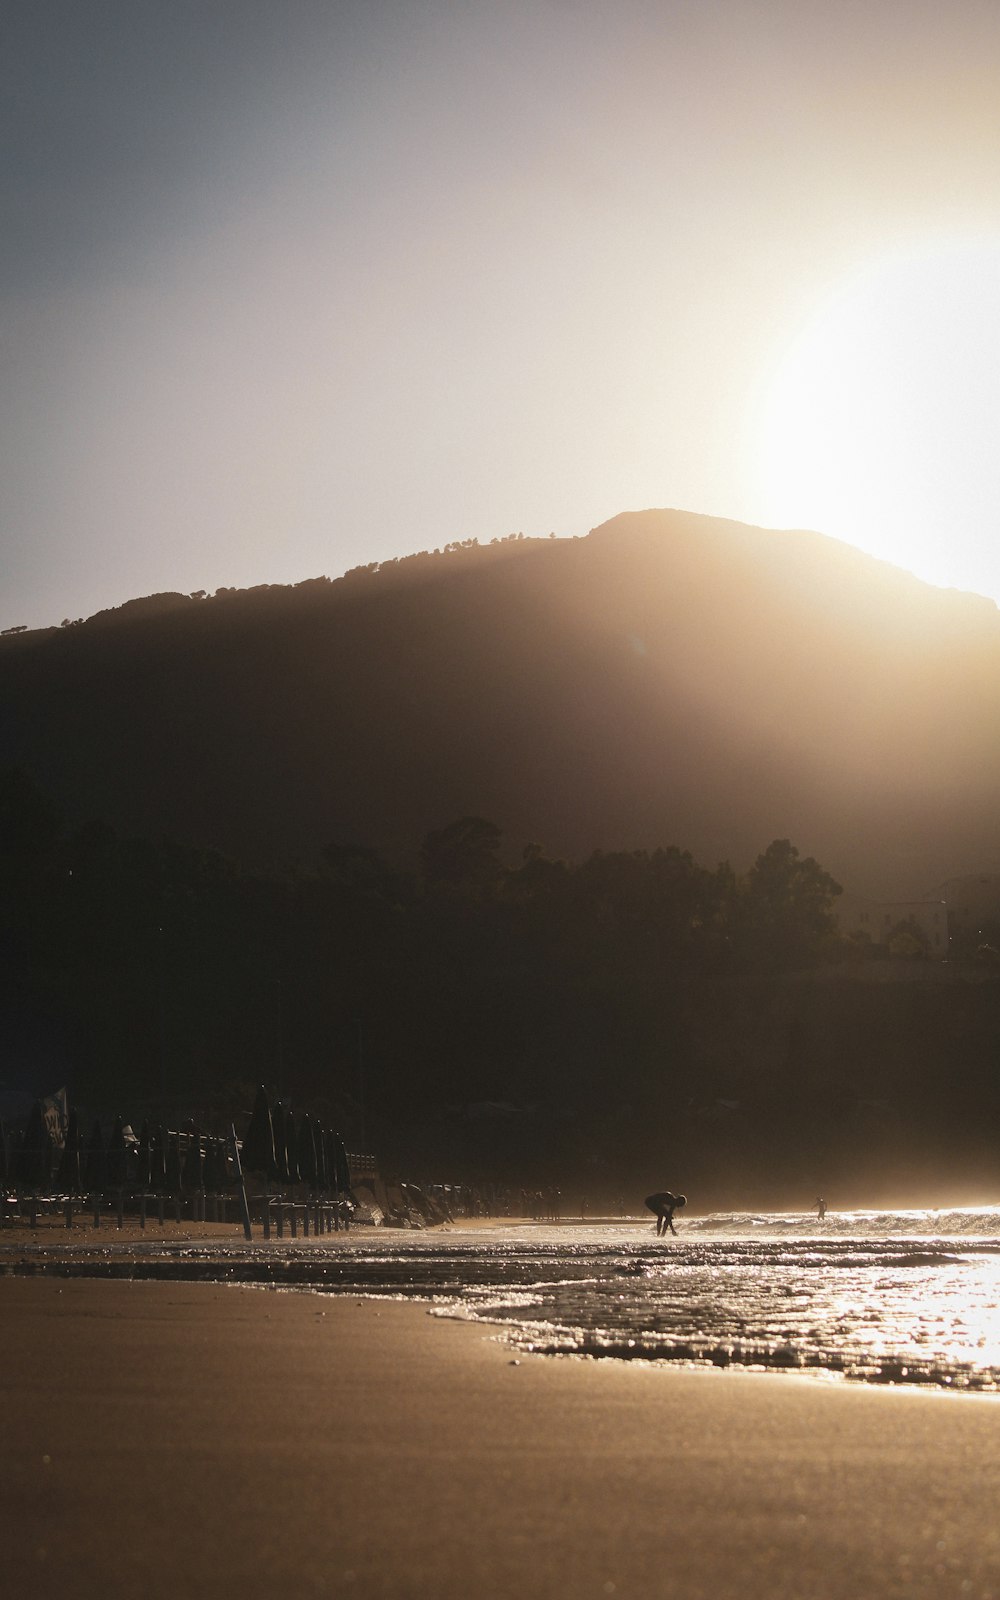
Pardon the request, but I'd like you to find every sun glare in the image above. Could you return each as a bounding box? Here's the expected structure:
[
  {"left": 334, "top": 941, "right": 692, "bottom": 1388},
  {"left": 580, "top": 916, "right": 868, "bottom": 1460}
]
[{"left": 752, "top": 238, "right": 1000, "bottom": 603}]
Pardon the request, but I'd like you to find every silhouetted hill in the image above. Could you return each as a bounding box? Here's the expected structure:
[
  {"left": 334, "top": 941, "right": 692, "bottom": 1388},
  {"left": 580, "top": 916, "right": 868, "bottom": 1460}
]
[{"left": 2, "top": 510, "right": 998, "bottom": 896}]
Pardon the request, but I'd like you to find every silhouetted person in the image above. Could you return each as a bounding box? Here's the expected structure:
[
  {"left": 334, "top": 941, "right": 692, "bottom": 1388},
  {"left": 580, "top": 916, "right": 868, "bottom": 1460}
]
[
  {"left": 645, "top": 1191, "right": 686, "bottom": 1236},
  {"left": 816, "top": 1196, "right": 827, "bottom": 1221}
]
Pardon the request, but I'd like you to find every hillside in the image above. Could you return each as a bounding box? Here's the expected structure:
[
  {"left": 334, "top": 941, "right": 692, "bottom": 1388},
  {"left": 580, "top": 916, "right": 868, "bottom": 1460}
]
[{"left": 2, "top": 509, "right": 999, "bottom": 897}]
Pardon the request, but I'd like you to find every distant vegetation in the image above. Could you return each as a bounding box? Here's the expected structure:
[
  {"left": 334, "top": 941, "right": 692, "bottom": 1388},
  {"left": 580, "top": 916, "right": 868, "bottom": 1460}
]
[{"left": 3, "top": 769, "right": 999, "bottom": 1209}]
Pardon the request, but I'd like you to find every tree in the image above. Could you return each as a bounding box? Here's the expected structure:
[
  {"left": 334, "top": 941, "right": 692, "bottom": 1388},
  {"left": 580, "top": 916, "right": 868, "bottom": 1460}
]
[
  {"left": 507, "top": 842, "right": 568, "bottom": 899},
  {"left": 742, "top": 839, "right": 842, "bottom": 964},
  {"left": 421, "top": 817, "right": 504, "bottom": 889}
]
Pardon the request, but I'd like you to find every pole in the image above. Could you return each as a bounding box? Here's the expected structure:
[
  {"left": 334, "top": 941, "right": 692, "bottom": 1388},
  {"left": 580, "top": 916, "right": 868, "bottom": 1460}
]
[
  {"left": 230, "top": 1124, "right": 253, "bottom": 1242},
  {"left": 157, "top": 924, "right": 167, "bottom": 1102},
  {"left": 275, "top": 977, "right": 283, "bottom": 1102},
  {"left": 357, "top": 1018, "right": 365, "bottom": 1150}
]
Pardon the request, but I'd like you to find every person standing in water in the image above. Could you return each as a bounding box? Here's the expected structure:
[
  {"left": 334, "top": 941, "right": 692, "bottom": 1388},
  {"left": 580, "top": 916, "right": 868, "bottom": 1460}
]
[
  {"left": 816, "top": 1196, "right": 827, "bottom": 1221},
  {"left": 645, "top": 1191, "right": 687, "bottom": 1236}
]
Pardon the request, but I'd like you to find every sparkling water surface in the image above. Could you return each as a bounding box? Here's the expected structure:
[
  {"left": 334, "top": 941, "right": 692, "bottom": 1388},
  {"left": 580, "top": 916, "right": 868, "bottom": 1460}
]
[{"left": 7, "top": 1207, "right": 1000, "bottom": 1393}]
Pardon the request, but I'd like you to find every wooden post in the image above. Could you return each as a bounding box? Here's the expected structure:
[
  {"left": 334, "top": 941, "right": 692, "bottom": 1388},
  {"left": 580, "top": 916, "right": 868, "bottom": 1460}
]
[
  {"left": 229, "top": 1125, "right": 252, "bottom": 1242},
  {"left": 116, "top": 1190, "right": 124, "bottom": 1230}
]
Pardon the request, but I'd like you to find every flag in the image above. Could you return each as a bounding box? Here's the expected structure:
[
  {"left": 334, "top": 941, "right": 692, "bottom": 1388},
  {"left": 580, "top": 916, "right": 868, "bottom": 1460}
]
[{"left": 41, "top": 1087, "right": 68, "bottom": 1150}]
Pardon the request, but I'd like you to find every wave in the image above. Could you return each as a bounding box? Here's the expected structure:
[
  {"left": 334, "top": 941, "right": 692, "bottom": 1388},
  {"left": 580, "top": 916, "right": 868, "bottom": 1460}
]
[{"left": 688, "top": 1205, "right": 1000, "bottom": 1238}]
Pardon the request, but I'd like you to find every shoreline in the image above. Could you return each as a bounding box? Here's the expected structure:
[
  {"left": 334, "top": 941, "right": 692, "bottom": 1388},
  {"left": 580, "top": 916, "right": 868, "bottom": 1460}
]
[
  {"left": 3, "top": 1215, "right": 999, "bottom": 1400},
  {"left": 3, "top": 1275, "right": 1000, "bottom": 1598}
]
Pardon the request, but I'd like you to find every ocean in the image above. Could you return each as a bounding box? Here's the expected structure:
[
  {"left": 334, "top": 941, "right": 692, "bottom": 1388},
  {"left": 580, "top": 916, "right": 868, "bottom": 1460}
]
[
  {"left": 428, "top": 1208, "right": 1000, "bottom": 1391},
  {"left": 10, "top": 1205, "right": 1000, "bottom": 1394}
]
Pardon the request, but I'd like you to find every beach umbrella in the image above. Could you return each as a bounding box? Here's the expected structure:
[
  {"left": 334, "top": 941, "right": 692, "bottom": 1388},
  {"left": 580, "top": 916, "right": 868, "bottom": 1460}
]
[
  {"left": 83, "top": 1120, "right": 106, "bottom": 1193},
  {"left": 327, "top": 1131, "right": 342, "bottom": 1193},
  {"left": 271, "top": 1101, "right": 291, "bottom": 1186},
  {"left": 242, "top": 1086, "right": 276, "bottom": 1180},
  {"left": 181, "top": 1126, "right": 204, "bottom": 1192},
  {"left": 296, "top": 1113, "right": 317, "bottom": 1189},
  {"left": 213, "top": 1137, "right": 231, "bottom": 1193},
  {"left": 314, "top": 1126, "right": 328, "bottom": 1192},
  {"left": 215, "top": 1137, "right": 232, "bottom": 1192},
  {"left": 307, "top": 1115, "right": 321, "bottom": 1188},
  {"left": 164, "top": 1132, "right": 182, "bottom": 1194},
  {"left": 332, "top": 1133, "right": 351, "bottom": 1194},
  {"left": 150, "top": 1124, "right": 167, "bottom": 1193},
  {"left": 9, "top": 1125, "right": 24, "bottom": 1188},
  {"left": 321, "top": 1128, "right": 336, "bottom": 1195},
  {"left": 106, "top": 1117, "right": 128, "bottom": 1189},
  {"left": 18, "top": 1101, "right": 52, "bottom": 1190},
  {"left": 135, "top": 1121, "right": 152, "bottom": 1191},
  {"left": 283, "top": 1109, "right": 300, "bottom": 1186},
  {"left": 57, "top": 1110, "right": 83, "bottom": 1194},
  {"left": 201, "top": 1137, "right": 218, "bottom": 1194}
]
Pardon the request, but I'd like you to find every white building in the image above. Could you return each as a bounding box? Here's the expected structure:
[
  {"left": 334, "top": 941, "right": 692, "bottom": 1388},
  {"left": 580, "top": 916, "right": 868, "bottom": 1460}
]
[{"left": 927, "top": 875, "right": 1000, "bottom": 939}]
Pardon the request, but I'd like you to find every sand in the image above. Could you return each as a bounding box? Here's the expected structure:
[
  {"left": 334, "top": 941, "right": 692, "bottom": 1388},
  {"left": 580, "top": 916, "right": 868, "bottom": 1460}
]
[
  {"left": 0, "top": 1214, "right": 252, "bottom": 1247},
  {"left": 1, "top": 1270, "right": 999, "bottom": 1600}
]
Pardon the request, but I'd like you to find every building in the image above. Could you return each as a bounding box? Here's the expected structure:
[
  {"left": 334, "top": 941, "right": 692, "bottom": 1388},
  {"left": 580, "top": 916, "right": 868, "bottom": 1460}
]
[
  {"left": 835, "top": 893, "right": 948, "bottom": 958},
  {"left": 926, "top": 875, "right": 1000, "bottom": 943}
]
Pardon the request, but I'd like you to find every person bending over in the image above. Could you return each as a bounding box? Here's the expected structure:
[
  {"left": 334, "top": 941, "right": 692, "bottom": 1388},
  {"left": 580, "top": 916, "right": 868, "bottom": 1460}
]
[{"left": 645, "top": 1190, "right": 687, "bottom": 1236}]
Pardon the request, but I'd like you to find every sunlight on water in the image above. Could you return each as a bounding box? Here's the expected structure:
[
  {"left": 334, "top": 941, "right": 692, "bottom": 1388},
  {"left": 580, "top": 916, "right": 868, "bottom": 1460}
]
[{"left": 6, "top": 1207, "right": 1000, "bottom": 1393}]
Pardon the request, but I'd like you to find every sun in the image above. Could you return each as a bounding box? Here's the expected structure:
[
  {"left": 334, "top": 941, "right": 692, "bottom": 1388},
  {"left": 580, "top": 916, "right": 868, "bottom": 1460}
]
[{"left": 750, "top": 237, "right": 1000, "bottom": 604}]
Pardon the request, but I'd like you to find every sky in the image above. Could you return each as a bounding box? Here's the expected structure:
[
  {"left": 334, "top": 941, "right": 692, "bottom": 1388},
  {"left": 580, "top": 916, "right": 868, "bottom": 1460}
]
[{"left": 4, "top": 0, "right": 1000, "bottom": 630}]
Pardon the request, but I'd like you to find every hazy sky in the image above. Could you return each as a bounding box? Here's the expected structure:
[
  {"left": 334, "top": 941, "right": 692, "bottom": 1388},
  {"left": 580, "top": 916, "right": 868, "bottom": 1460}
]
[{"left": 4, "top": 0, "right": 1000, "bottom": 629}]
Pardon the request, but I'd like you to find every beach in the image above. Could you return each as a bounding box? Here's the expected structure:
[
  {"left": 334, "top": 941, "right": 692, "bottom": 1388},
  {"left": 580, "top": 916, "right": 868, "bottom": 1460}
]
[{"left": 2, "top": 1264, "right": 999, "bottom": 1600}]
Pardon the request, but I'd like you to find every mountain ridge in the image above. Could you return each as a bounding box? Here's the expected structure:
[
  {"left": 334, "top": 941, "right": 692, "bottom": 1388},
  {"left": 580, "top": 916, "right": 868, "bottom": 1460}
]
[{"left": 2, "top": 508, "right": 998, "bottom": 899}]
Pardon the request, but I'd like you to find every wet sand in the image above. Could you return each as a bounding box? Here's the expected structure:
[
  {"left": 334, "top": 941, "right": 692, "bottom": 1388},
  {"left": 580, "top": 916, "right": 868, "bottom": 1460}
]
[
  {"left": 2, "top": 1274, "right": 999, "bottom": 1600},
  {"left": 0, "top": 1214, "right": 251, "bottom": 1248}
]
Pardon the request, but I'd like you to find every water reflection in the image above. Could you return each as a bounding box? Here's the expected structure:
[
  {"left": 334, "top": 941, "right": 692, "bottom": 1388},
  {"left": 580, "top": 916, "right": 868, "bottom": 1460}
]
[{"left": 4, "top": 1209, "right": 999, "bottom": 1392}]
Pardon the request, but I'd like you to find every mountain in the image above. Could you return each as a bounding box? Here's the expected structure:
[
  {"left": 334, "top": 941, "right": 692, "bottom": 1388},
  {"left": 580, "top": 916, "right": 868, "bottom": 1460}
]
[{"left": 2, "top": 509, "right": 998, "bottom": 897}]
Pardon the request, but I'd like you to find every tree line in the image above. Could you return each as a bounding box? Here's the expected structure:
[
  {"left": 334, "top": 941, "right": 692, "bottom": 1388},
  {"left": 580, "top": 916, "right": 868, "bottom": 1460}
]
[
  {"left": 12, "top": 768, "right": 1000, "bottom": 1206},
  {"left": 2, "top": 769, "right": 840, "bottom": 1123}
]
